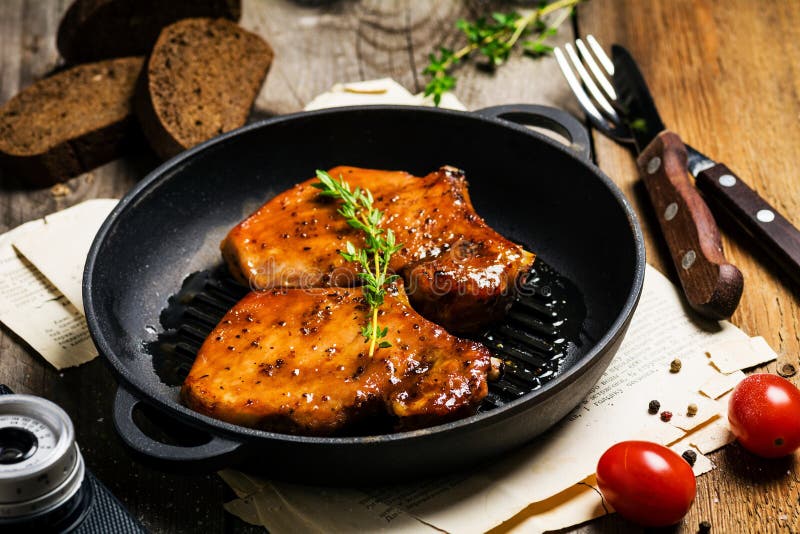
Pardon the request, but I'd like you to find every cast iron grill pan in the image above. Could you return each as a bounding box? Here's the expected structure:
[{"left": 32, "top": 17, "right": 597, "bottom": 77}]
[{"left": 84, "top": 105, "right": 646, "bottom": 484}]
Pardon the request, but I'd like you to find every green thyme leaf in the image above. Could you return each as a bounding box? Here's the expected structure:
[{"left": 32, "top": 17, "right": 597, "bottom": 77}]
[
  {"left": 314, "top": 170, "right": 403, "bottom": 355},
  {"left": 422, "top": 0, "right": 583, "bottom": 106}
]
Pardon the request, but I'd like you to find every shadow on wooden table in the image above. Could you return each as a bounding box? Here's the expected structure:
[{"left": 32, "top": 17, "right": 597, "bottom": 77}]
[{"left": 721, "top": 442, "right": 796, "bottom": 483}]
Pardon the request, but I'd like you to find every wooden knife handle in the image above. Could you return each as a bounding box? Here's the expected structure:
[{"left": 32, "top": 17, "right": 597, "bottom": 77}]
[
  {"left": 637, "top": 131, "right": 743, "bottom": 319},
  {"left": 696, "top": 163, "right": 800, "bottom": 287}
]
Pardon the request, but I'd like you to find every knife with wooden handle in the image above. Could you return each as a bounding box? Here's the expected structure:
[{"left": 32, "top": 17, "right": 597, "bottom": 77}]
[{"left": 637, "top": 132, "right": 743, "bottom": 319}]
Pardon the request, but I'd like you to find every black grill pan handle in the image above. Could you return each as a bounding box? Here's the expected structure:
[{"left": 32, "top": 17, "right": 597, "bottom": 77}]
[
  {"left": 113, "top": 385, "right": 243, "bottom": 470},
  {"left": 474, "top": 104, "right": 592, "bottom": 161}
]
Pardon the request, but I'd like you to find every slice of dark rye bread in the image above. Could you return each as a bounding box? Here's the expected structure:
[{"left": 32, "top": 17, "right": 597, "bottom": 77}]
[
  {"left": 57, "top": 0, "right": 241, "bottom": 64},
  {"left": 135, "top": 18, "right": 274, "bottom": 160},
  {"left": 0, "top": 57, "right": 144, "bottom": 187}
]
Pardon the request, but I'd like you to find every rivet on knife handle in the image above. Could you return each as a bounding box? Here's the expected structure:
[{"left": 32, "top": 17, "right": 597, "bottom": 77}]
[
  {"left": 637, "top": 131, "right": 744, "bottom": 319},
  {"left": 695, "top": 163, "right": 800, "bottom": 288}
]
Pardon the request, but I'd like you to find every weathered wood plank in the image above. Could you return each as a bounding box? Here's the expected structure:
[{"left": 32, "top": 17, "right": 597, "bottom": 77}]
[
  {"left": 578, "top": 1, "right": 800, "bottom": 532},
  {"left": 245, "top": 0, "right": 580, "bottom": 115}
]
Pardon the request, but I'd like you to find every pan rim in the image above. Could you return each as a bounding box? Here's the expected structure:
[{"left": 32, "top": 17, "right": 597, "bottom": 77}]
[{"left": 83, "top": 104, "right": 646, "bottom": 445}]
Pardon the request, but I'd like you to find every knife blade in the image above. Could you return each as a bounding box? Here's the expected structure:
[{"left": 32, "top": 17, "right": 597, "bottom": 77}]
[{"left": 611, "top": 45, "right": 744, "bottom": 320}]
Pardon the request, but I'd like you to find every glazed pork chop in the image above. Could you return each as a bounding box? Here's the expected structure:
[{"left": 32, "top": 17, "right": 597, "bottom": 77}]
[
  {"left": 181, "top": 282, "right": 492, "bottom": 435},
  {"left": 221, "top": 166, "right": 534, "bottom": 334}
]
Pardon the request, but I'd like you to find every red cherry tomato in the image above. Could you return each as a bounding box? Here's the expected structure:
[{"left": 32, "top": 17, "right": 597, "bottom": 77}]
[
  {"left": 728, "top": 373, "right": 800, "bottom": 458},
  {"left": 596, "top": 440, "right": 696, "bottom": 527}
]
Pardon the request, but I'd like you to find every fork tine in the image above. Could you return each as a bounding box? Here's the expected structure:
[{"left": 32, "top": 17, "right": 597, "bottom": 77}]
[
  {"left": 586, "top": 35, "right": 614, "bottom": 75},
  {"left": 554, "top": 47, "right": 607, "bottom": 128},
  {"left": 564, "top": 43, "right": 620, "bottom": 121},
  {"left": 576, "top": 38, "right": 616, "bottom": 100}
]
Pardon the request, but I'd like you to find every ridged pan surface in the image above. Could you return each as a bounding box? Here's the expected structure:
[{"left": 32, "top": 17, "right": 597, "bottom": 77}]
[{"left": 84, "top": 105, "right": 645, "bottom": 483}]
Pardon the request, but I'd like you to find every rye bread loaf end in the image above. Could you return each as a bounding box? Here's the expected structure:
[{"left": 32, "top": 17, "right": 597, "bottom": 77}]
[
  {"left": 135, "top": 18, "right": 274, "bottom": 160},
  {"left": 57, "top": 0, "right": 241, "bottom": 64},
  {"left": 0, "top": 57, "right": 144, "bottom": 187}
]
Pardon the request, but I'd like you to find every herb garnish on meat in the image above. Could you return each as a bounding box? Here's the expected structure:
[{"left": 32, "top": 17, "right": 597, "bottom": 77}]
[{"left": 312, "top": 170, "right": 402, "bottom": 356}]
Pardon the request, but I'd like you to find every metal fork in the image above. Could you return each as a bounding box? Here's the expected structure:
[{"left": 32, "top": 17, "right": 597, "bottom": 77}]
[{"left": 554, "top": 35, "right": 633, "bottom": 143}]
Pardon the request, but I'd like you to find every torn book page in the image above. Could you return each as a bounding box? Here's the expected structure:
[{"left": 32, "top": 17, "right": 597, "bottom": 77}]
[
  {"left": 658, "top": 390, "right": 720, "bottom": 433},
  {"left": 669, "top": 442, "right": 715, "bottom": 476},
  {"left": 493, "top": 477, "right": 608, "bottom": 534},
  {"left": 254, "top": 479, "right": 441, "bottom": 533},
  {"left": 223, "top": 498, "right": 261, "bottom": 526},
  {"left": 0, "top": 220, "right": 96, "bottom": 369},
  {"left": 687, "top": 390, "right": 737, "bottom": 454},
  {"left": 689, "top": 418, "right": 735, "bottom": 455},
  {"left": 700, "top": 369, "right": 746, "bottom": 399},
  {"left": 12, "top": 199, "right": 118, "bottom": 315},
  {"left": 412, "top": 90, "right": 468, "bottom": 110},
  {"left": 304, "top": 78, "right": 466, "bottom": 111},
  {"left": 219, "top": 469, "right": 270, "bottom": 499},
  {"left": 707, "top": 336, "right": 778, "bottom": 374}
]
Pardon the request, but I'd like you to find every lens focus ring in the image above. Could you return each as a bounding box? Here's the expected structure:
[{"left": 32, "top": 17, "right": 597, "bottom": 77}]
[{"left": 0, "top": 395, "right": 84, "bottom": 519}]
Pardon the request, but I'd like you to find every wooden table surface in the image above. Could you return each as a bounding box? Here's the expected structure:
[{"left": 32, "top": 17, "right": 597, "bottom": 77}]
[{"left": 1, "top": 0, "right": 799, "bottom": 532}]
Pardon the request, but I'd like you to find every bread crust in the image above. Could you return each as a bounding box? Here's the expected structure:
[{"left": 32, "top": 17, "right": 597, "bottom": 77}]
[
  {"left": 0, "top": 57, "right": 144, "bottom": 187},
  {"left": 135, "top": 18, "right": 273, "bottom": 160},
  {"left": 57, "top": 0, "right": 242, "bottom": 64}
]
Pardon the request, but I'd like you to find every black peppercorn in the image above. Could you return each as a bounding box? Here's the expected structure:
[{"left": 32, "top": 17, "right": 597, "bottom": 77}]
[
  {"left": 699, "top": 520, "right": 712, "bottom": 533},
  {"left": 682, "top": 449, "right": 697, "bottom": 466},
  {"left": 648, "top": 399, "right": 661, "bottom": 414}
]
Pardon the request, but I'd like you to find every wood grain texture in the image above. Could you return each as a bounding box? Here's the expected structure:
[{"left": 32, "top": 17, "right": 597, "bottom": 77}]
[
  {"left": 579, "top": 0, "right": 800, "bottom": 532},
  {"left": 1, "top": 0, "right": 798, "bottom": 532},
  {"left": 242, "top": 0, "right": 581, "bottom": 116}
]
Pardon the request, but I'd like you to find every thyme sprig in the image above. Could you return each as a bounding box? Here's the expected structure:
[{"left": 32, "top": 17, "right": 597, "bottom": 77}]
[
  {"left": 312, "top": 170, "right": 402, "bottom": 356},
  {"left": 423, "top": 0, "right": 582, "bottom": 106}
]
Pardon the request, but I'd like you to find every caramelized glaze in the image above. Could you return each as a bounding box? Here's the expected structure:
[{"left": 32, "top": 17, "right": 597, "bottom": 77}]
[
  {"left": 181, "top": 283, "right": 491, "bottom": 435},
  {"left": 221, "top": 166, "right": 534, "bottom": 333}
]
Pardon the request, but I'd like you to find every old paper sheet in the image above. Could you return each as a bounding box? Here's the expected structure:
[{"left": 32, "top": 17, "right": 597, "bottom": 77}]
[
  {"left": 303, "top": 78, "right": 467, "bottom": 111},
  {"left": 222, "top": 265, "right": 771, "bottom": 533},
  {"left": 0, "top": 199, "right": 118, "bottom": 369},
  {"left": 13, "top": 199, "right": 119, "bottom": 315},
  {"left": 220, "top": 470, "right": 440, "bottom": 533},
  {"left": 708, "top": 336, "right": 778, "bottom": 374},
  {"left": 499, "top": 478, "right": 608, "bottom": 534},
  {"left": 0, "top": 221, "right": 96, "bottom": 369},
  {"left": 686, "top": 390, "right": 737, "bottom": 455},
  {"left": 700, "top": 370, "right": 746, "bottom": 399}
]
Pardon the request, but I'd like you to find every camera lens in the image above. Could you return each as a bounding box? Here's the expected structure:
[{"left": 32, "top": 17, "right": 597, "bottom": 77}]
[
  {"left": 0, "top": 394, "right": 88, "bottom": 528},
  {"left": 0, "top": 428, "right": 38, "bottom": 465}
]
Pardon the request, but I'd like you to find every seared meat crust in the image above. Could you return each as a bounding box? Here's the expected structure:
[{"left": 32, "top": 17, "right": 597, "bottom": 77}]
[
  {"left": 221, "top": 166, "right": 534, "bottom": 333},
  {"left": 181, "top": 284, "right": 491, "bottom": 435}
]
